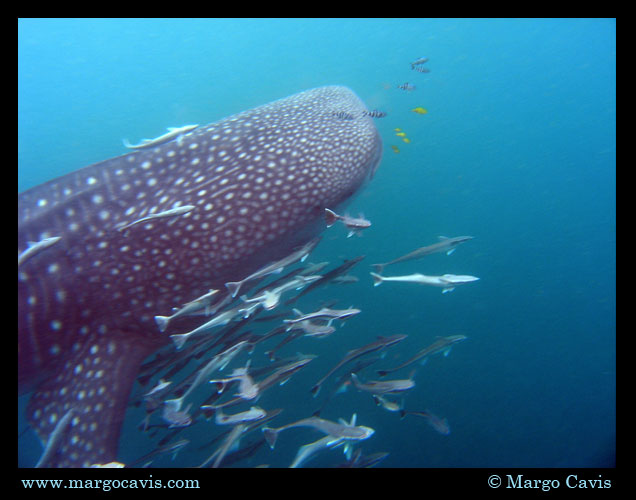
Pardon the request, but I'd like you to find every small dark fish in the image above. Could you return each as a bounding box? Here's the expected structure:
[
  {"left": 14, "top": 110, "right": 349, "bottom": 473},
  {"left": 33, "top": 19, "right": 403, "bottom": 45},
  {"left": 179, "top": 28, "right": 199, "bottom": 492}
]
[
  {"left": 410, "top": 57, "right": 429, "bottom": 68},
  {"left": 400, "top": 409, "right": 450, "bottom": 435},
  {"left": 127, "top": 439, "right": 190, "bottom": 468},
  {"left": 397, "top": 83, "right": 416, "bottom": 92},
  {"left": 362, "top": 110, "right": 387, "bottom": 119},
  {"left": 332, "top": 111, "right": 356, "bottom": 120}
]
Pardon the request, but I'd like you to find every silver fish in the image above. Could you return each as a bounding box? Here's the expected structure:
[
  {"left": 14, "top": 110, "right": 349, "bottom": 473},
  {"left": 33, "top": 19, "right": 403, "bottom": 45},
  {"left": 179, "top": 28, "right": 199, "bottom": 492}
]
[
  {"left": 202, "top": 423, "right": 247, "bottom": 468},
  {"left": 154, "top": 288, "right": 219, "bottom": 333},
  {"left": 162, "top": 403, "right": 192, "bottom": 428},
  {"left": 239, "top": 274, "right": 321, "bottom": 313},
  {"left": 18, "top": 236, "right": 62, "bottom": 267},
  {"left": 289, "top": 434, "right": 347, "bottom": 468},
  {"left": 285, "top": 318, "right": 336, "bottom": 338},
  {"left": 350, "top": 372, "right": 415, "bottom": 395},
  {"left": 372, "top": 395, "right": 403, "bottom": 412},
  {"left": 209, "top": 360, "right": 259, "bottom": 400},
  {"left": 372, "top": 236, "right": 474, "bottom": 274},
  {"left": 123, "top": 124, "right": 199, "bottom": 149},
  {"left": 164, "top": 340, "right": 250, "bottom": 412},
  {"left": 34, "top": 408, "right": 75, "bottom": 468},
  {"left": 284, "top": 414, "right": 374, "bottom": 468},
  {"left": 169, "top": 306, "right": 243, "bottom": 350},
  {"left": 400, "top": 409, "right": 450, "bottom": 435},
  {"left": 324, "top": 208, "right": 371, "bottom": 238},
  {"left": 283, "top": 306, "right": 360, "bottom": 330},
  {"left": 116, "top": 204, "right": 195, "bottom": 232},
  {"left": 377, "top": 334, "right": 467, "bottom": 377},
  {"left": 311, "top": 334, "right": 407, "bottom": 397},
  {"left": 213, "top": 406, "right": 266, "bottom": 425},
  {"left": 370, "top": 272, "right": 479, "bottom": 293},
  {"left": 143, "top": 378, "right": 172, "bottom": 398},
  {"left": 225, "top": 237, "right": 321, "bottom": 298},
  {"left": 262, "top": 413, "right": 374, "bottom": 450}
]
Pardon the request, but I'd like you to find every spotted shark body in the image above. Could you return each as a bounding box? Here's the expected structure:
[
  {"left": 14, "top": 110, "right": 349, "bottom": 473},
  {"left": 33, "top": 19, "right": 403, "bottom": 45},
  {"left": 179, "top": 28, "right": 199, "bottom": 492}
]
[{"left": 18, "top": 86, "right": 382, "bottom": 467}]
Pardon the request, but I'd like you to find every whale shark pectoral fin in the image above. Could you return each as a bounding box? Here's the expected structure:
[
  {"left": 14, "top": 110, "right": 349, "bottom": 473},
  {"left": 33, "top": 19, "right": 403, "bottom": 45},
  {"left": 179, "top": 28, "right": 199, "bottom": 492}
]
[{"left": 26, "top": 332, "right": 156, "bottom": 467}]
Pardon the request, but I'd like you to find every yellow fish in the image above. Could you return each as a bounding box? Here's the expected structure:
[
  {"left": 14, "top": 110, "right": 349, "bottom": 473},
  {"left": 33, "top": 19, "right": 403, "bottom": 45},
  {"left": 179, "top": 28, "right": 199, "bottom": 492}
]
[
  {"left": 411, "top": 107, "right": 428, "bottom": 115},
  {"left": 391, "top": 145, "right": 400, "bottom": 154},
  {"left": 394, "top": 128, "right": 402, "bottom": 132},
  {"left": 402, "top": 137, "right": 411, "bottom": 144},
  {"left": 395, "top": 132, "right": 406, "bottom": 137}
]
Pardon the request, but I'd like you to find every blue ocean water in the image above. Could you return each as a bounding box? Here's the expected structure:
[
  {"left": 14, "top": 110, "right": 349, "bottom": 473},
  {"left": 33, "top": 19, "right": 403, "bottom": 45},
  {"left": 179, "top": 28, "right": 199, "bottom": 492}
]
[{"left": 18, "top": 18, "right": 615, "bottom": 468}]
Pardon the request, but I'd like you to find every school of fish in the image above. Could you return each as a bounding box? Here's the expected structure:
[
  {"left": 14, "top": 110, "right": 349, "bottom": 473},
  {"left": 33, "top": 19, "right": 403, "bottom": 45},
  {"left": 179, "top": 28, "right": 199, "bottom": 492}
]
[{"left": 19, "top": 57, "right": 479, "bottom": 468}]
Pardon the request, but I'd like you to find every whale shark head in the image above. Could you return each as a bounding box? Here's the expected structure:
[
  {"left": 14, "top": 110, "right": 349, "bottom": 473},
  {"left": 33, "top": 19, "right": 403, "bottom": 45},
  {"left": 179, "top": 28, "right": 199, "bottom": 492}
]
[{"left": 18, "top": 86, "right": 382, "bottom": 467}]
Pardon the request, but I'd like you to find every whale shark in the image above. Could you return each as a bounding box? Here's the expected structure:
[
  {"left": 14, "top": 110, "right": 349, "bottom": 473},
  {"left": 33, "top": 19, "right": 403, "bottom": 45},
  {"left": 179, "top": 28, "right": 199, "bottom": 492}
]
[{"left": 18, "top": 86, "right": 382, "bottom": 467}]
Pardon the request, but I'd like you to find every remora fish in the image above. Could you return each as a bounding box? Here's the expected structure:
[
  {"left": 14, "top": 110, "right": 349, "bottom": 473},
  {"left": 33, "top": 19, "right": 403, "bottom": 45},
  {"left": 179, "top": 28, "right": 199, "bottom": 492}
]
[
  {"left": 18, "top": 236, "right": 62, "bottom": 267},
  {"left": 239, "top": 274, "right": 321, "bottom": 313},
  {"left": 123, "top": 124, "right": 199, "bottom": 149},
  {"left": 163, "top": 340, "right": 250, "bottom": 412},
  {"left": 262, "top": 413, "right": 374, "bottom": 450},
  {"left": 213, "top": 406, "right": 266, "bottom": 426},
  {"left": 282, "top": 306, "right": 360, "bottom": 330},
  {"left": 310, "top": 334, "right": 407, "bottom": 397},
  {"left": 116, "top": 204, "right": 195, "bottom": 232},
  {"left": 285, "top": 414, "right": 374, "bottom": 468},
  {"left": 377, "top": 334, "right": 467, "bottom": 377},
  {"left": 289, "top": 435, "right": 347, "bottom": 468},
  {"left": 370, "top": 272, "right": 479, "bottom": 293},
  {"left": 400, "top": 409, "right": 450, "bottom": 435},
  {"left": 224, "top": 237, "right": 321, "bottom": 298},
  {"left": 284, "top": 255, "right": 366, "bottom": 305},
  {"left": 18, "top": 86, "right": 382, "bottom": 467},
  {"left": 324, "top": 208, "right": 371, "bottom": 238},
  {"left": 350, "top": 372, "right": 415, "bottom": 395},
  {"left": 372, "top": 236, "right": 474, "bottom": 273},
  {"left": 154, "top": 288, "right": 219, "bottom": 333}
]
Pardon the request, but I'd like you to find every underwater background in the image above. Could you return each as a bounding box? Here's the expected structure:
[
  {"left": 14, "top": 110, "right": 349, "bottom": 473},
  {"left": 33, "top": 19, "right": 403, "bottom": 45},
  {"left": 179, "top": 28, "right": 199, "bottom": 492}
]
[{"left": 18, "top": 18, "right": 615, "bottom": 468}]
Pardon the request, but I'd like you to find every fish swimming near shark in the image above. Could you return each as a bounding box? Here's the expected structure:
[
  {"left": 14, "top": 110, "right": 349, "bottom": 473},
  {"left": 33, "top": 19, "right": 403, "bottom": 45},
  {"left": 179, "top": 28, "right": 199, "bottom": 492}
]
[
  {"left": 349, "top": 372, "right": 415, "bottom": 395},
  {"left": 372, "top": 236, "right": 474, "bottom": 274},
  {"left": 370, "top": 272, "right": 479, "bottom": 293},
  {"left": 377, "top": 334, "right": 467, "bottom": 377},
  {"left": 262, "top": 413, "right": 374, "bottom": 450},
  {"left": 18, "top": 85, "right": 382, "bottom": 467},
  {"left": 324, "top": 208, "right": 371, "bottom": 238},
  {"left": 122, "top": 124, "right": 200, "bottom": 149}
]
